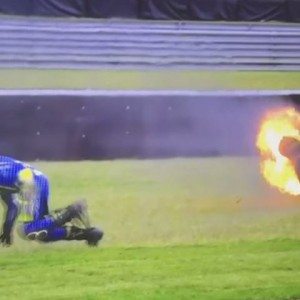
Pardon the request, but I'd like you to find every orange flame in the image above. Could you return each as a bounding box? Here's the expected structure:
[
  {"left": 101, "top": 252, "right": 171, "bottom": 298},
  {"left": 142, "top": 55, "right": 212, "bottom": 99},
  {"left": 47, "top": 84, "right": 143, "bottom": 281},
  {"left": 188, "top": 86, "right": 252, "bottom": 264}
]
[{"left": 256, "top": 107, "right": 300, "bottom": 195}]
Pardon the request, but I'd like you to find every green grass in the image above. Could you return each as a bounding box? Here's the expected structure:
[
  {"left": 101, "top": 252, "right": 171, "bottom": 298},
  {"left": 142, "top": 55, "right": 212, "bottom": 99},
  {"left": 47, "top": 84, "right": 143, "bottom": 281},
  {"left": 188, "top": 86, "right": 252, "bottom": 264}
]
[
  {"left": 0, "top": 240, "right": 299, "bottom": 300},
  {"left": 1, "top": 69, "right": 300, "bottom": 90},
  {"left": 0, "top": 157, "right": 299, "bottom": 299}
]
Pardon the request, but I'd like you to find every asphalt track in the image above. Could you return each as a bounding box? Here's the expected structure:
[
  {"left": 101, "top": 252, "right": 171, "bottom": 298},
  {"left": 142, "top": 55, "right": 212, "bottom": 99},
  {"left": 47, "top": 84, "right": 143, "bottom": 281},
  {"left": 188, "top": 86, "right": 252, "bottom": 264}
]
[
  {"left": 0, "top": 15, "right": 299, "bottom": 70},
  {"left": 0, "top": 89, "right": 293, "bottom": 160}
]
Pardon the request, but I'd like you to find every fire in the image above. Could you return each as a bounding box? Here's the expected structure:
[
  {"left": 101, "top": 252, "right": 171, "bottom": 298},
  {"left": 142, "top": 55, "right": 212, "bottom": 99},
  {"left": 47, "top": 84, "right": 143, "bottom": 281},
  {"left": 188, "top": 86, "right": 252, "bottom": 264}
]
[{"left": 256, "top": 107, "right": 300, "bottom": 195}]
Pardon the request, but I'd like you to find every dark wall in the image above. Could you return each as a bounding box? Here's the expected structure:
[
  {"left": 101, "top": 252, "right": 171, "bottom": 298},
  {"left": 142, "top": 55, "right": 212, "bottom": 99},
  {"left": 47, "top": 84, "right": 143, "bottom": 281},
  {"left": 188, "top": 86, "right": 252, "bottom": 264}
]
[
  {"left": 0, "top": 94, "right": 292, "bottom": 161},
  {"left": 188, "top": 0, "right": 239, "bottom": 21},
  {"left": 33, "top": 0, "right": 87, "bottom": 17},
  {"left": 88, "top": 0, "right": 138, "bottom": 18},
  {"left": 139, "top": 0, "right": 189, "bottom": 20},
  {"left": 0, "top": 0, "right": 299, "bottom": 22},
  {"left": 0, "top": 0, "right": 33, "bottom": 15}
]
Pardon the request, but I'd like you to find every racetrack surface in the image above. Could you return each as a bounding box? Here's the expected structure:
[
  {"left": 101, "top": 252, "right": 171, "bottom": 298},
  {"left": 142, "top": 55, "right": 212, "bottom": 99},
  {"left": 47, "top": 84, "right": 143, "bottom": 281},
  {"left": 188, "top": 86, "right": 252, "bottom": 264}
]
[
  {"left": 0, "top": 158, "right": 299, "bottom": 299},
  {"left": 0, "top": 16, "right": 300, "bottom": 70}
]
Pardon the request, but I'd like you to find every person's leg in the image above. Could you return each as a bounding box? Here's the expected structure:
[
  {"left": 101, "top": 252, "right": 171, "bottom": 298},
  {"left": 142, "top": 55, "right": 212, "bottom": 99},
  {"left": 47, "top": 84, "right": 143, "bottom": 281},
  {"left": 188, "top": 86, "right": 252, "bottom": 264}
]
[
  {"left": 46, "top": 225, "right": 104, "bottom": 246},
  {"left": 21, "top": 175, "right": 103, "bottom": 245},
  {"left": 41, "top": 226, "right": 68, "bottom": 242},
  {"left": 22, "top": 174, "right": 56, "bottom": 239},
  {"left": 31, "top": 225, "right": 103, "bottom": 246},
  {"left": 22, "top": 175, "right": 85, "bottom": 241},
  {"left": 22, "top": 204, "right": 85, "bottom": 241},
  {"left": 33, "top": 173, "right": 49, "bottom": 220}
]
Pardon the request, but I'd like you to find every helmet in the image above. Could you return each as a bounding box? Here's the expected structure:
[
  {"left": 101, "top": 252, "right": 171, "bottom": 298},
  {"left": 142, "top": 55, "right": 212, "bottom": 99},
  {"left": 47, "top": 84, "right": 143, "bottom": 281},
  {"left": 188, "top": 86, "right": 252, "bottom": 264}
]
[{"left": 17, "top": 168, "right": 34, "bottom": 186}]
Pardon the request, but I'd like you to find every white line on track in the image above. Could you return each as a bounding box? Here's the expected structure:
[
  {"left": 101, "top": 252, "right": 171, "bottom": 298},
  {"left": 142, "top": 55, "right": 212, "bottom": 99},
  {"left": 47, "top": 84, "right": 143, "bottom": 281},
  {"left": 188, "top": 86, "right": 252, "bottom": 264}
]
[{"left": 0, "top": 90, "right": 299, "bottom": 97}]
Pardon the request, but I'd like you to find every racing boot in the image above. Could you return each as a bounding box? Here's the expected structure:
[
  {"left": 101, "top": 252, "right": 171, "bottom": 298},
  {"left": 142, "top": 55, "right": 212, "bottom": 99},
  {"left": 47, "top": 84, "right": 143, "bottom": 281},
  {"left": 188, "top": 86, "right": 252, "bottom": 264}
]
[
  {"left": 66, "top": 226, "right": 104, "bottom": 246},
  {"left": 52, "top": 200, "right": 87, "bottom": 226}
]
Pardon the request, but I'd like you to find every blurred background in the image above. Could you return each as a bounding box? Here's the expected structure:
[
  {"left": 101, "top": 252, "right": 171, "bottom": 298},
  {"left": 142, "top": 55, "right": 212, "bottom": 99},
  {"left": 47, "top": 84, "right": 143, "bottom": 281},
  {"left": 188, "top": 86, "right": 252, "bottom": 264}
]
[
  {"left": 0, "top": 0, "right": 298, "bottom": 245},
  {"left": 0, "top": 2, "right": 299, "bottom": 299},
  {"left": 0, "top": 0, "right": 300, "bottom": 160}
]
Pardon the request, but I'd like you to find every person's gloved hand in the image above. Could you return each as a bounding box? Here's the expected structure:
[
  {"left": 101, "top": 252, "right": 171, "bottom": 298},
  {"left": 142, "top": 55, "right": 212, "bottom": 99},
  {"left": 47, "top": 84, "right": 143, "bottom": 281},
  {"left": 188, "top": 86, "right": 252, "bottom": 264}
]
[{"left": 0, "top": 230, "right": 11, "bottom": 246}]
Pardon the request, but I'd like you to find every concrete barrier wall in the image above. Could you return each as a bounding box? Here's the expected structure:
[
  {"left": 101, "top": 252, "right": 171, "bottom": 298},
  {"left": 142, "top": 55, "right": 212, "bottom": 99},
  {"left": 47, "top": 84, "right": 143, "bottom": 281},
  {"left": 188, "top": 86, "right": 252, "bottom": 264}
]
[{"left": 0, "top": 93, "right": 294, "bottom": 160}]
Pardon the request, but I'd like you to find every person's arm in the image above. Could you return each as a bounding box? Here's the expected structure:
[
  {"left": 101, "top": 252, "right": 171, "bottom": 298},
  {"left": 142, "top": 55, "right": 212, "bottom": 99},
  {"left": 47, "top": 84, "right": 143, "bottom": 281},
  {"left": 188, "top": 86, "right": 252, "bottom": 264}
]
[{"left": 0, "top": 193, "right": 19, "bottom": 246}]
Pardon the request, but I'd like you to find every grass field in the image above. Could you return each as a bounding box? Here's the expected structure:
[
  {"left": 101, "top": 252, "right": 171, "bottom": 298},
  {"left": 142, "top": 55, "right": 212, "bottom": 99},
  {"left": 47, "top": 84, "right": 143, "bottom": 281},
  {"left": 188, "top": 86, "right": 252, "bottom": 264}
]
[
  {"left": 0, "top": 158, "right": 299, "bottom": 299},
  {"left": 1, "top": 69, "right": 300, "bottom": 90}
]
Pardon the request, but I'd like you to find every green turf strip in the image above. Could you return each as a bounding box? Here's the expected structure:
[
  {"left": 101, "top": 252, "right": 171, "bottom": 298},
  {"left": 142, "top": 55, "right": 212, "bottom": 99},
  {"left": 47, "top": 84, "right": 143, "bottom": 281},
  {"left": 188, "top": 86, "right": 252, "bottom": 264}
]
[
  {"left": 0, "top": 158, "right": 299, "bottom": 299},
  {"left": 0, "top": 69, "right": 300, "bottom": 90},
  {"left": 0, "top": 240, "right": 299, "bottom": 299},
  {"left": 7, "top": 157, "right": 299, "bottom": 247}
]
